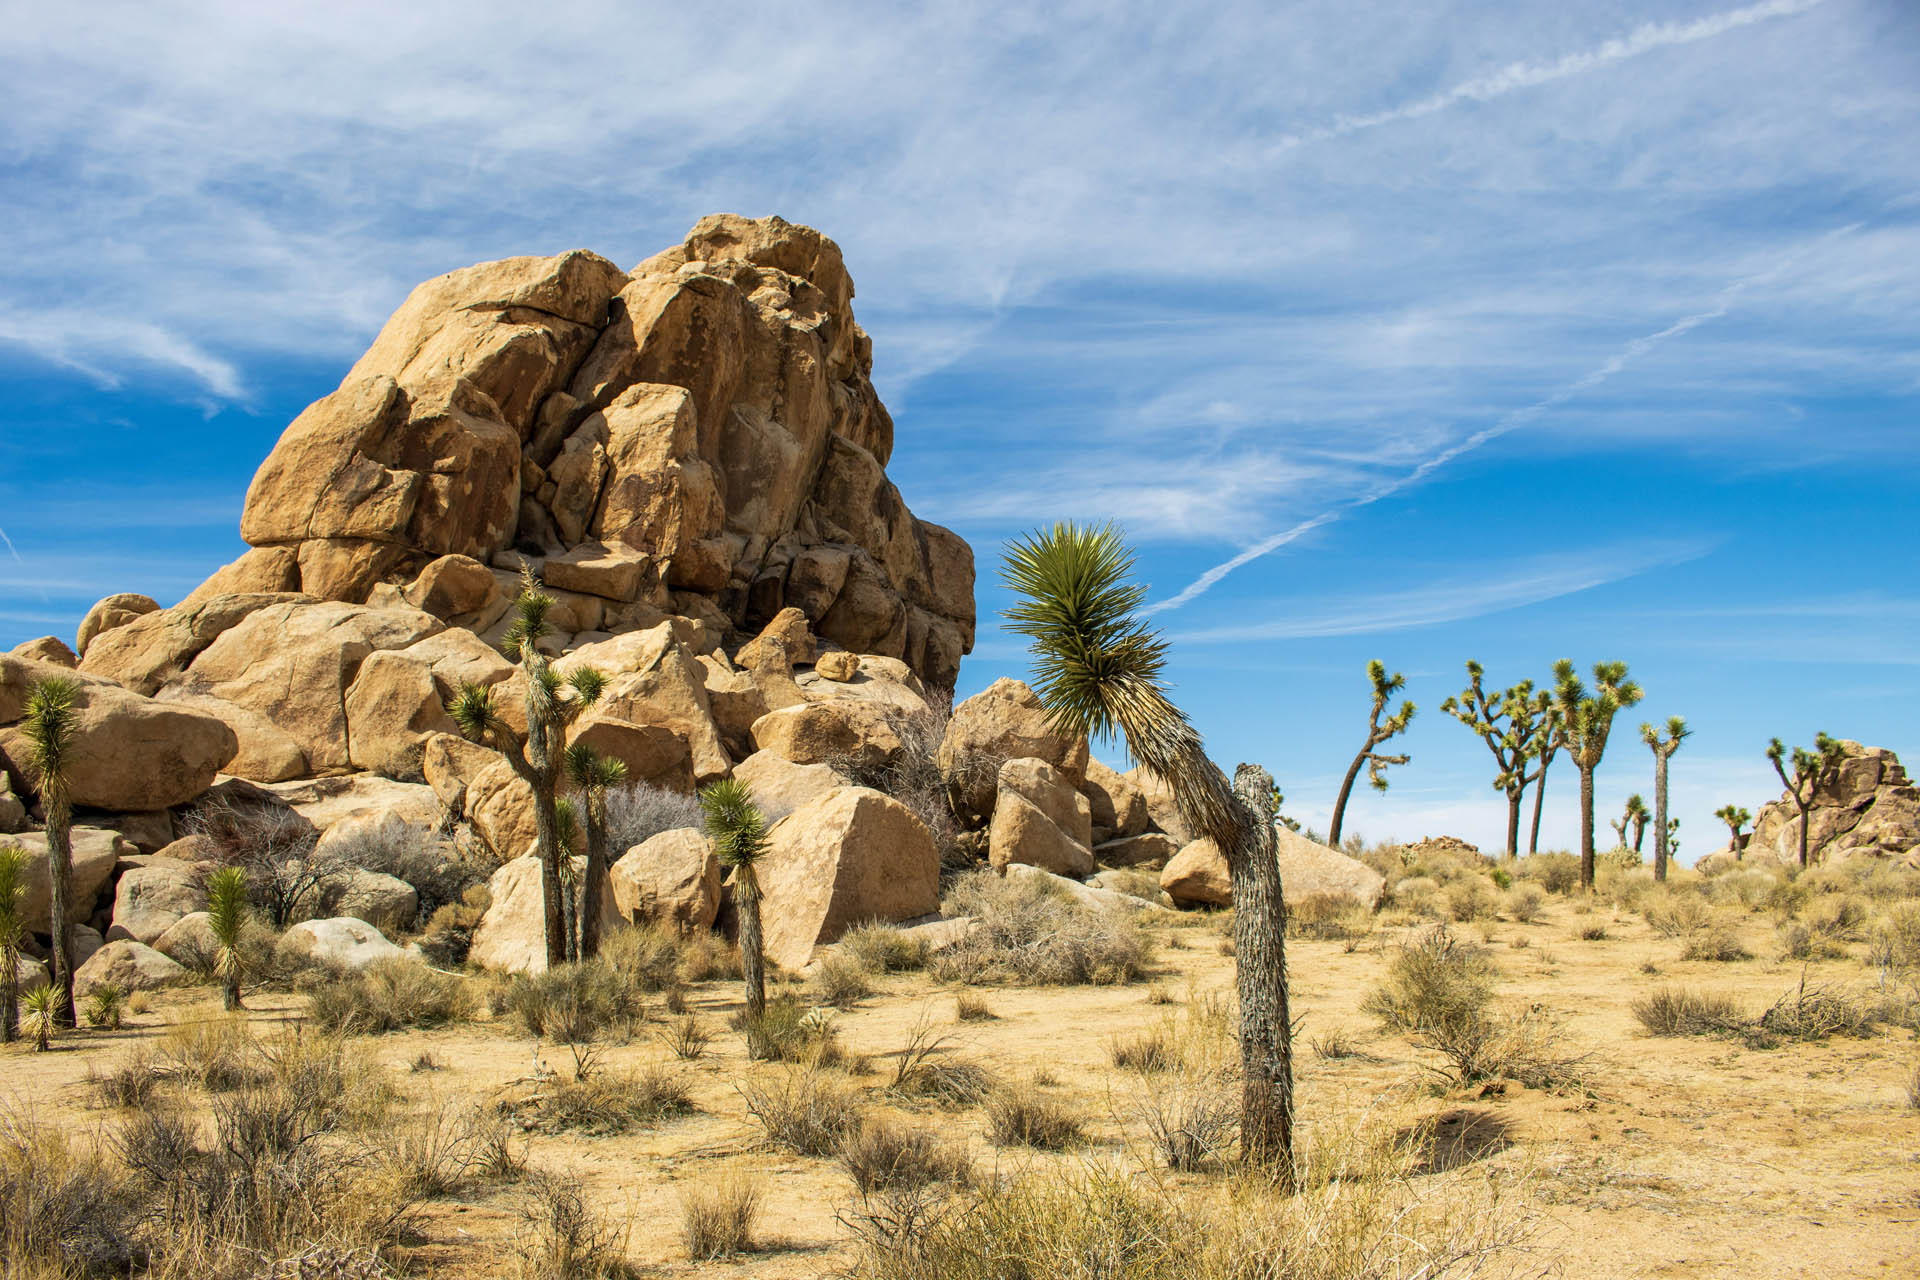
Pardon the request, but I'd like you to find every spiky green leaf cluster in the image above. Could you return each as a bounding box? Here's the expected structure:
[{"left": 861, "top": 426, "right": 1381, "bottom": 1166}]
[
  {"left": 19, "top": 676, "right": 81, "bottom": 804},
  {"left": 448, "top": 681, "right": 507, "bottom": 745},
  {"left": 699, "top": 778, "right": 771, "bottom": 872},
  {"left": 205, "top": 866, "right": 249, "bottom": 956},
  {"left": 565, "top": 741, "right": 628, "bottom": 794},
  {"left": 500, "top": 562, "right": 556, "bottom": 661},
  {"left": 1640, "top": 715, "right": 1690, "bottom": 757},
  {"left": 1550, "top": 659, "right": 1643, "bottom": 767},
  {"left": 0, "top": 845, "right": 25, "bottom": 953}
]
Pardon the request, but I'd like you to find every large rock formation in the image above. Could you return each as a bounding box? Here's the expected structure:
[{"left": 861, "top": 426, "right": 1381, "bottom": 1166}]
[{"left": 1746, "top": 741, "right": 1919, "bottom": 868}]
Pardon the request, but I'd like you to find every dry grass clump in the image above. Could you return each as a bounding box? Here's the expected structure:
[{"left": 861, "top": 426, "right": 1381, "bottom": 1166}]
[
  {"left": 741, "top": 993, "right": 850, "bottom": 1066},
  {"left": 1906, "top": 1062, "right": 1920, "bottom": 1112},
  {"left": 306, "top": 956, "right": 475, "bottom": 1034},
  {"left": 841, "top": 923, "right": 931, "bottom": 973},
  {"left": 513, "top": 1169, "right": 635, "bottom": 1280},
  {"left": 499, "top": 959, "right": 644, "bottom": 1043},
  {"left": 382, "top": 1105, "right": 526, "bottom": 1197},
  {"left": 1632, "top": 986, "right": 1750, "bottom": 1037},
  {"left": 681, "top": 1170, "right": 762, "bottom": 1261},
  {"left": 1361, "top": 926, "right": 1496, "bottom": 1036},
  {"left": 88, "top": 1051, "right": 166, "bottom": 1110},
  {"left": 1109, "top": 1023, "right": 1179, "bottom": 1072},
  {"left": 419, "top": 883, "right": 492, "bottom": 966},
  {"left": 739, "top": 1069, "right": 867, "bottom": 1156},
  {"left": 1444, "top": 876, "right": 1501, "bottom": 923},
  {"left": 887, "top": 1018, "right": 996, "bottom": 1108},
  {"left": 1679, "top": 916, "right": 1751, "bottom": 962},
  {"left": 1646, "top": 891, "right": 1714, "bottom": 938},
  {"left": 1388, "top": 875, "right": 1441, "bottom": 917},
  {"left": 1420, "top": 1005, "right": 1585, "bottom": 1088},
  {"left": 953, "top": 992, "right": 996, "bottom": 1022},
  {"left": 1573, "top": 922, "right": 1609, "bottom": 942},
  {"left": 1287, "top": 892, "right": 1374, "bottom": 941},
  {"left": 507, "top": 1065, "right": 695, "bottom": 1136},
  {"left": 0, "top": 1107, "right": 140, "bottom": 1276},
  {"left": 986, "top": 1081, "right": 1084, "bottom": 1149},
  {"left": 1309, "top": 1027, "right": 1359, "bottom": 1060},
  {"left": 160, "top": 1016, "right": 267, "bottom": 1092},
  {"left": 601, "top": 919, "right": 739, "bottom": 990},
  {"left": 1753, "top": 980, "right": 1880, "bottom": 1044},
  {"left": 1706, "top": 866, "right": 1780, "bottom": 912},
  {"left": 1514, "top": 851, "right": 1581, "bottom": 895},
  {"left": 811, "top": 952, "right": 876, "bottom": 1009},
  {"left": 1504, "top": 883, "right": 1546, "bottom": 923},
  {"left": 1869, "top": 901, "right": 1920, "bottom": 973},
  {"left": 658, "top": 1014, "right": 710, "bottom": 1060},
  {"left": 930, "top": 870, "right": 1149, "bottom": 986},
  {"left": 1138, "top": 1082, "right": 1238, "bottom": 1171},
  {"left": 839, "top": 1115, "right": 973, "bottom": 1193}
]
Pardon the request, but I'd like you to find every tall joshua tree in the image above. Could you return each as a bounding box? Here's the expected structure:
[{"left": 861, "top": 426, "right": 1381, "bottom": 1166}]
[
  {"left": 205, "top": 866, "right": 249, "bottom": 1012},
  {"left": 1550, "top": 660, "right": 1643, "bottom": 891},
  {"left": 1327, "top": 660, "right": 1415, "bottom": 850},
  {"left": 1441, "top": 664, "right": 1551, "bottom": 859},
  {"left": 1004, "top": 522, "right": 1294, "bottom": 1173},
  {"left": 20, "top": 677, "right": 81, "bottom": 1026},
  {"left": 1715, "top": 804, "right": 1751, "bottom": 857},
  {"left": 0, "top": 844, "right": 27, "bottom": 1043},
  {"left": 1766, "top": 733, "right": 1844, "bottom": 869},
  {"left": 447, "top": 564, "right": 608, "bottom": 968},
  {"left": 1641, "top": 716, "right": 1689, "bottom": 882},
  {"left": 700, "top": 778, "right": 771, "bottom": 1044},
  {"left": 565, "top": 742, "right": 628, "bottom": 961}
]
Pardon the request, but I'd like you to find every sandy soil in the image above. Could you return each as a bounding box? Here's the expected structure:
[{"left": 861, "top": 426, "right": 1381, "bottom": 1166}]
[{"left": 6, "top": 896, "right": 1918, "bottom": 1278}]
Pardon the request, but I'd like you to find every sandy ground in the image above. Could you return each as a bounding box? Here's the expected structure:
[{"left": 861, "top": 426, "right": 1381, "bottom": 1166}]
[{"left": 6, "top": 896, "right": 1918, "bottom": 1278}]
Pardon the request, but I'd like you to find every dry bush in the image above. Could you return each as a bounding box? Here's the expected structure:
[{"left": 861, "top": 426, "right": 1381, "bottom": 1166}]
[
  {"left": 738, "top": 1069, "right": 866, "bottom": 1156},
  {"left": 1646, "top": 891, "right": 1713, "bottom": 938},
  {"left": 89, "top": 1051, "right": 165, "bottom": 1110},
  {"left": 306, "top": 956, "right": 475, "bottom": 1034},
  {"left": 1109, "top": 1024, "right": 1178, "bottom": 1073},
  {"left": 681, "top": 1170, "right": 761, "bottom": 1261},
  {"left": 1680, "top": 917, "right": 1751, "bottom": 962},
  {"left": 741, "top": 993, "right": 849, "bottom": 1066},
  {"left": 1288, "top": 893, "right": 1374, "bottom": 941},
  {"left": 1804, "top": 894, "right": 1870, "bottom": 942},
  {"left": 1309, "top": 1027, "right": 1359, "bottom": 1060},
  {"left": 1504, "top": 883, "right": 1546, "bottom": 923},
  {"left": 1418, "top": 1005, "right": 1585, "bottom": 1089},
  {"left": 1706, "top": 867, "right": 1780, "bottom": 912},
  {"left": 1388, "top": 875, "right": 1441, "bottom": 916},
  {"left": 659, "top": 1014, "right": 710, "bottom": 1060},
  {"left": 1870, "top": 901, "right": 1920, "bottom": 974},
  {"left": 840, "top": 1115, "right": 973, "bottom": 1194},
  {"left": 1573, "top": 922, "right": 1608, "bottom": 942},
  {"left": 887, "top": 1017, "right": 995, "bottom": 1108},
  {"left": 986, "top": 1082, "right": 1083, "bottom": 1150},
  {"left": 841, "top": 923, "right": 932, "bottom": 973},
  {"left": 953, "top": 992, "right": 995, "bottom": 1022},
  {"left": 1632, "top": 986, "right": 1750, "bottom": 1037},
  {"left": 1753, "top": 980, "right": 1880, "bottom": 1044},
  {"left": 811, "top": 952, "right": 875, "bottom": 1009},
  {"left": 507, "top": 1066, "right": 695, "bottom": 1136},
  {"left": 1361, "top": 926, "right": 1496, "bottom": 1037},
  {"left": 1906, "top": 1063, "right": 1920, "bottom": 1112},
  {"left": 184, "top": 789, "right": 339, "bottom": 928},
  {"left": 0, "top": 1107, "right": 140, "bottom": 1277},
  {"left": 1600, "top": 866, "right": 1658, "bottom": 913},
  {"left": 1516, "top": 851, "right": 1581, "bottom": 895},
  {"left": 604, "top": 781, "right": 704, "bottom": 852},
  {"left": 601, "top": 918, "right": 737, "bottom": 990},
  {"left": 83, "top": 983, "right": 125, "bottom": 1030},
  {"left": 931, "top": 869, "right": 1150, "bottom": 986},
  {"left": 382, "top": 1106, "right": 524, "bottom": 1198},
  {"left": 418, "top": 883, "right": 492, "bottom": 966},
  {"left": 501, "top": 959, "right": 643, "bottom": 1043},
  {"left": 1779, "top": 922, "right": 1849, "bottom": 962},
  {"left": 513, "top": 1170, "right": 634, "bottom": 1280},
  {"left": 322, "top": 818, "right": 482, "bottom": 924},
  {"left": 827, "top": 702, "right": 972, "bottom": 870},
  {"left": 160, "top": 1016, "right": 266, "bottom": 1092},
  {"left": 1137, "top": 1082, "right": 1237, "bottom": 1171},
  {"left": 1444, "top": 877, "right": 1501, "bottom": 923}
]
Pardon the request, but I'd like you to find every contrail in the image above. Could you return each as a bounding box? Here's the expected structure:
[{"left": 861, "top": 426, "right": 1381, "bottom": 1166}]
[
  {"left": 1269, "top": 0, "right": 1829, "bottom": 155},
  {"left": 1149, "top": 228, "right": 1852, "bottom": 613},
  {"left": 0, "top": 525, "right": 21, "bottom": 563}
]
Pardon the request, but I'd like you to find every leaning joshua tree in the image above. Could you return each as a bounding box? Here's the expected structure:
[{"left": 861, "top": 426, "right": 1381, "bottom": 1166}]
[
  {"left": 699, "top": 778, "right": 772, "bottom": 1046},
  {"left": 1641, "top": 716, "right": 1689, "bottom": 881},
  {"left": 1551, "top": 660, "right": 1643, "bottom": 891},
  {"left": 1441, "top": 664, "right": 1551, "bottom": 859},
  {"left": 1327, "top": 660, "right": 1416, "bottom": 850},
  {"left": 1715, "top": 804, "right": 1752, "bottom": 857},
  {"left": 448, "top": 564, "right": 609, "bottom": 968},
  {"left": 1003, "top": 522, "right": 1294, "bottom": 1173},
  {"left": 565, "top": 742, "right": 628, "bottom": 961},
  {"left": 0, "top": 844, "right": 27, "bottom": 1043},
  {"left": 1766, "top": 733, "right": 1845, "bottom": 869},
  {"left": 19, "top": 676, "right": 81, "bottom": 1026}
]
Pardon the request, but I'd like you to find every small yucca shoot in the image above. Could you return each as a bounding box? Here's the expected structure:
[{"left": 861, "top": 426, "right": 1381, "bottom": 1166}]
[
  {"left": 84, "top": 983, "right": 125, "bottom": 1030},
  {"left": 206, "top": 866, "right": 250, "bottom": 1012},
  {"left": 22, "top": 983, "right": 64, "bottom": 1051}
]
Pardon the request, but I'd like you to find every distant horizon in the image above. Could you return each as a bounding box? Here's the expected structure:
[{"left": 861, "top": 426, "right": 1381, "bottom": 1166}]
[{"left": 4, "top": 0, "right": 1915, "bottom": 862}]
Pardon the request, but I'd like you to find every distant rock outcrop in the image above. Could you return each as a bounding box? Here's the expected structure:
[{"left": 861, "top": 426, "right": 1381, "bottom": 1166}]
[{"left": 1745, "top": 740, "right": 1919, "bottom": 868}]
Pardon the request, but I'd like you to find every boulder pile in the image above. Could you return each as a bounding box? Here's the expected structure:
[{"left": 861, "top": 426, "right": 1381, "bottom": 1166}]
[{"left": 1739, "top": 741, "right": 1919, "bottom": 869}]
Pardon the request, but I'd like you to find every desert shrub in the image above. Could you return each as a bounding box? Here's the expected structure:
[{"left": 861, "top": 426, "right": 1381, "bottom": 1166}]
[
  {"left": 83, "top": 983, "right": 125, "bottom": 1030},
  {"left": 1309, "top": 1027, "right": 1359, "bottom": 1060},
  {"left": 601, "top": 918, "right": 737, "bottom": 989},
  {"left": 0, "top": 1107, "right": 140, "bottom": 1277},
  {"left": 381, "top": 1105, "right": 524, "bottom": 1198},
  {"left": 1361, "top": 926, "right": 1496, "bottom": 1036},
  {"left": 1573, "top": 922, "right": 1608, "bottom": 941},
  {"left": 1632, "top": 985, "right": 1749, "bottom": 1037},
  {"left": 1804, "top": 893, "right": 1870, "bottom": 942},
  {"left": 306, "top": 956, "right": 475, "bottom": 1034},
  {"left": 418, "top": 883, "right": 491, "bottom": 966},
  {"left": 811, "top": 952, "right": 875, "bottom": 1009},
  {"left": 986, "top": 1082, "right": 1083, "bottom": 1150},
  {"left": 508, "top": 1066, "right": 695, "bottom": 1136},
  {"left": 681, "top": 1170, "right": 761, "bottom": 1261},
  {"left": 1778, "top": 922, "right": 1849, "bottom": 962},
  {"left": 1600, "top": 865, "right": 1657, "bottom": 912},
  {"left": 501, "top": 959, "right": 643, "bottom": 1043},
  {"left": 1288, "top": 892, "right": 1373, "bottom": 940},
  {"left": 1504, "top": 883, "right": 1546, "bottom": 923},
  {"left": 1906, "top": 1063, "right": 1920, "bottom": 1111},
  {"left": 322, "top": 819, "right": 483, "bottom": 923},
  {"left": 931, "top": 869, "right": 1149, "bottom": 986},
  {"left": 1109, "top": 1024, "right": 1178, "bottom": 1072},
  {"left": 1389, "top": 875, "right": 1441, "bottom": 916},
  {"left": 841, "top": 922, "right": 931, "bottom": 973},
  {"left": 1517, "top": 852, "right": 1581, "bottom": 895},
  {"left": 1419, "top": 1005, "right": 1585, "bottom": 1088},
  {"left": 1444, "top": 877, "right": 1501, "bottom": 923},
  {"left": 185, "top": 790, "right": 344, "bottom": 929},
  {"left": 840, "top": 1115, "right": 973, "bottom": 1194},
  {"left": 1680, "top": 917, "right": 1751, "bottom": 962},
  {"left": 954, "top": 992, "right": 996, "bottom": 1022},
  {"left": 1646, "top": 892, "right": 1713, "bottom": 938},
  {"left": 887, "top": 1017, "right": 995, "bottom": 1107},
  {"left": 604, "top": 780, "right": 705, "bottom": 851},
  {"left": 659, "top": 1014, "right": 710, "bottom": 1060},
  {"left": 738, "top": 1069, "right": 866, "bottom": 1156},
  {"left": 827, "top": 703, "right": 970, "bottom": 869},
  {"left": 513, "top": 1170, "right": 633, "bottom": 1280},
  {"left": 1707, "top": 867, "right": 1780, "bottom": 912},
  {"left": 1869, "top": 901, "right": 1920, "bottom": 973},
  {"left": 88, "top": 1052, "right": 165, "bottom": 1110},
  {"left": 160, "top": 1016, "right": 266, "bottom": 1092},
  {"left": 1754, "top": 981, "right": 1879, "bottom": 1043},
  {"left": 741, "top": 993, "right": 848, "bottom": 1065},
  {"left": 1139, "top": 1082, "right": 1237, "bottom": 1171}
]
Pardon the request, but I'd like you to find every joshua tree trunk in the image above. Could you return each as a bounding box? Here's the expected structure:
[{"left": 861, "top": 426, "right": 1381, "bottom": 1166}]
[
  {"left": 737, "top": 875, "right": 766, "bottom": 1025},
  {"left": 1226, "top": 764, "right": 1292, "bottom": 1171},
  {"left": 1652, "top": 753, "right": 1671, "bottom": 881},
  {"left": 1, "top": 970, "right": 14, "bottom": 1044},
  {"left": 1577, "top": 764, "right": 1597, "bottom": 890},
  {"left": 1529, "top": 753, "right": 1552, "bottom": 855},
  {"left": 1327, "top": 753, "right": 1367, "bottom": 850},
  {"left": 579, "top": 815, "right": 609, "bottom": 960},
  {"left": 1795, "top": 802, "right": 1811, "bottom": 870},
  {"left": 1504, "top": 792, "right": 1522, "bottom": 862},
  {"left": 46, "top": 804, "right": 76, "bottom": 1028}
]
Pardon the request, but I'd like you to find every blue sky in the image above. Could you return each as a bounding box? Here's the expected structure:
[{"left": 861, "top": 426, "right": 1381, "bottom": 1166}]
[{"left": 2, "top": 0, "right": 1915, "bottom": 857}]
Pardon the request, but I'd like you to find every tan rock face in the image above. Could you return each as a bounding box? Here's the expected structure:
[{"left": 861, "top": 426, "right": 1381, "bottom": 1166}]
[
  {"left": 76, "top": 593, "right": 159, "bottom": 657},
  {"left": 75, "top": 939, "right": 187, "bottom": 997},
  {"left": 732, "top": 750, "right": 842, "bottom": 820},
  {"left": 79, "top": 592, "right": 306, "bottom": 696},
  {"left": 1746, "top": 741, "right": 1919, "bottom": 867},
  {"left": 107, "top": 864, "right": 207, "bottom": 945},
  {"left": 749, "top": 699, "right": 910, "bottom": 774},
  {"left": 610, "top": 829, "right": 721, "bottom": 932},
  {"left": 9, "top": 827, "right": 127, "bottom": 931},
  {"left": 939, "top": 678, "right": 1089, "bottom": 824},
  {"left": 1095, "top": 832, "right": 1179, "bottom": 868},
  {"left": 467, "top": 760, "right": 538, "bottom": 859},
  {"left": 469, "top": 855, "right": 622, "bottom": 974},
  {"left": 813, "top": 650, "right": 859, "bottom": 682},
  {"left": 1082, "top": 758, "right": 1150, "bottom": 844},
  {"left": 988, "top": 759, "right": 1095, "bottom": 878},
  {"left": 757, "top": 787, "right": 940, "bottom": 971},
  {"left": 215, "top": 215, "right": 970, "bottom": 690},
  {"left": 1160, "top": 837, "right": 1232, "bottom": 907},
  {"left": 1124, "top": 765, "right": 1194, "bottom": 845},
  {"left": 278, "top": 917, "right": 405, "bottom": 971},
  {"left": 9, "top": 636, "right": 76, "bottom": 668},
  {"left": 423, "top": 732, "right": 504, "bottom": 815},
  {"left": 1160, "top": 829, "right": 1387, "bottom": 909},
  {"left": 0, "top": 655, "right": 236, "bottom": 812},
  {"left": 556, "top": 624, "right": 731, "bottom": 785},
  {"left": 344, "top": 650, "right": 460, "bottom": 781}
]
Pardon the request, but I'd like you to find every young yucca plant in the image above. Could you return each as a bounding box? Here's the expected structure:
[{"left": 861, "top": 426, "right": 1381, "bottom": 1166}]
[
  {"left": 699, "top": 779, "right": 772, "bottom": 1040},
  {"left": 19, "top": 676, "right": 81, "bottom": 1026},
  {"left": 205, "top": 865, "right": 250, "bottom": 1011},
  {"left": 84, "top": 983, "right": 125, "bottom": 1030},
  {"left": 565, "top": 742, "right": 628, "bottom": 961},
  {"left": 0, "top": 843, "right": 27, "bottom": 1043},
  {"left": 22, "top": 982, "right": 63, "bottom": 1051},
  {"left": 1002, "top": 521, "right": 1294, "bottom": 1174},
  {"left": 445, "top": 562, "right": 610, "bottom": 967}
]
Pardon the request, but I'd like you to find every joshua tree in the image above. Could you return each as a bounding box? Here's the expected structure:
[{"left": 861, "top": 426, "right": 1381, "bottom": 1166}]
[
  {"left": 19, "top": 676, "right": 81, "bottom": 1026},
  {"left": 0, "top": 844, "right": 26, "bottom": 1043},
  {"left": 1715, "top": 804, "right": 1752, "bottom": 856},
  {"left": 1641, "top": 716, "right": 1689, "bottom": 882},
  {"left": 1611, "top": 794, "right": 1650, "bottom": 853},
  {"left": 1527, "top": 694, "right": 1561, "bottom": 856},
  {"left": 1440, "top": 664, "right": 1551, "bottom": 859},
  {"left": 1766, "top": 733, "right": 1845, "bottom": 869},
  {"left": 1666, "top": 818, "right": 1680, "bottom": 860},
  {"left": 1003, "top": 522, "right": 1294, "bottom": 1173},
  {"left": 1550, "top": 660, "right": 1643, "bottom": 891},
  {"left": 1327, "top": 660, "right": 1416, "bottom": 850},
  {"left": 205, "top": 866, "right": 249, "bottom": 1012},
  {"left": 700, "top": 778, "right": 771, "bottom": 1045},
  {"left": 447, "top": 564, "right": 608, "bottom": 967},
  {"left": 565, "top": 743, "right": 628, "bottom": 961}
]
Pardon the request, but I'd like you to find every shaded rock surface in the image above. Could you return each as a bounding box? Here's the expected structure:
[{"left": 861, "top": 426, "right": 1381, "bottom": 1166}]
[{"left": 1747, "top": 741, "right": 1919, "bottom": 868}]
